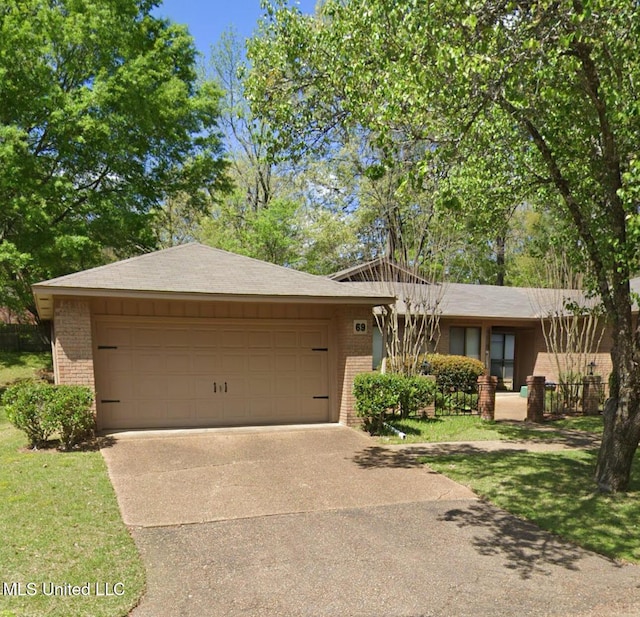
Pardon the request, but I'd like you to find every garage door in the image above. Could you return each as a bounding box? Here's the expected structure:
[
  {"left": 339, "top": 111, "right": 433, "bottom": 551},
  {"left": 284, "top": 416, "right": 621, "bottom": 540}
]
[{"left": 93, "top": 318, "right": 331, "bottom": 430}]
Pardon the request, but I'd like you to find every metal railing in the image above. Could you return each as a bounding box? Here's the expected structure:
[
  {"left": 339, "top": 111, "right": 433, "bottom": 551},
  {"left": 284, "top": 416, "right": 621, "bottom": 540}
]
[
  {"left": 543, "top": 380, "right": 606, "bottom": 415},
  {"left": 434, "top": 384, "right": 480, "bottom": 416}
]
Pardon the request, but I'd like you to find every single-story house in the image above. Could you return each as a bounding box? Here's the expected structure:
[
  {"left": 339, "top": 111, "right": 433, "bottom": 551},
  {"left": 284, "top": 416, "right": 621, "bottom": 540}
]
[
  {"left": 32, "top": 244, "right": 393, "bottom": 431},
  {"left": 330, "top": 260, "right": 618, "bottom": 392}
]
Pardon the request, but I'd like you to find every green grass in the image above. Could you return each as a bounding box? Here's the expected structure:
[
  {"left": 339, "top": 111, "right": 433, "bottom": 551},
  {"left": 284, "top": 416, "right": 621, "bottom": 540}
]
[
  {"left": 423, "top": 448, "right": 640, "bottom": 564},
  {"left": 378, "top": 414, "right": 603, "bottom": 444},
  {"left": 0, "top": 408, "right": 145, "bottom": 617},
  {"left": 0, "top": 351, "right": 53, "bottom": 388}
]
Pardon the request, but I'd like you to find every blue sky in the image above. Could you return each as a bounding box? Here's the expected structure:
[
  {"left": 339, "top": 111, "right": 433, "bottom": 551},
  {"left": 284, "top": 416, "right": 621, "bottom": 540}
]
[{"left": 154, "top": 0, "right": 318, "bottom": 58}]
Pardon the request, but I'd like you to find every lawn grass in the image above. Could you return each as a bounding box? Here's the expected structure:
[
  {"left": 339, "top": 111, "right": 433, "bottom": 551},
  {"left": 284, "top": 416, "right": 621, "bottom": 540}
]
[
  {"left": 378, "top": 414, "right": 603, "bottom": 444},
  {"left": 422, "top": 448, "right": 640, "bottom": 564},
  {"left": 0, "top": 408, "right": 145, "bottom": 617},
  {"left": 0, "top": 351, "right": 53, "bottom": 388}
]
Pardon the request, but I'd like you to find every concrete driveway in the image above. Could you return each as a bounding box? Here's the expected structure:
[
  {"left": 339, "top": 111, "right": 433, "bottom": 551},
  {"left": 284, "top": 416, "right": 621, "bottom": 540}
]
[{"left": 101, "top": 425, "right": 640, "bottom": 617}]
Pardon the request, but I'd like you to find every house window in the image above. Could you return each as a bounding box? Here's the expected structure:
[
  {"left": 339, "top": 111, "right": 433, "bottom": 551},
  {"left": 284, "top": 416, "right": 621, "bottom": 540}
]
[{"left": 449, "top": 326, "right": 481, "bottom": 360}]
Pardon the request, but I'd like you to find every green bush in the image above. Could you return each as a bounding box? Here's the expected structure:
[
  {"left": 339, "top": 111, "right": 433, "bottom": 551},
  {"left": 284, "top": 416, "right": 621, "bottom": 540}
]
[
  {"left": 398, "top": 375, "right": 437, "bottom": 418},
  {"left": 1, "top": 381, "right": 94, "bottom": 449},
  {"left": 353, "top": 372, "right": 436, "bottom": 434},
  {"left": 353, "top": 373, "right": 403, "bottom": 434},
  {"left": 421, "top": 353, "right": 485, "bottom": 390},
  {"left": 1, "top": 381, "right": 56, "bottom": 447},
  {"left": 48, "top": 385, "right": 95, "bottom": 450}
]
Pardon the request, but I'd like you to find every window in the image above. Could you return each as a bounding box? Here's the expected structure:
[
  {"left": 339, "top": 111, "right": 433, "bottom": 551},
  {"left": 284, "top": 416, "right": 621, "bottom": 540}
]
[{"left": 449, "top": 326, "right": 481, "bottom": 360}]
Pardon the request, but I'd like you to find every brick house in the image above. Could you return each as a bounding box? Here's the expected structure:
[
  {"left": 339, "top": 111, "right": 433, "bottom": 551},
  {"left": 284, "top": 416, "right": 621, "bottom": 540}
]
[
  {"left": 32, "top": 244, "right": 393, "bottom": 430},
  {"left": 330, "top": 261, "right": 620, "bottom": 392}
]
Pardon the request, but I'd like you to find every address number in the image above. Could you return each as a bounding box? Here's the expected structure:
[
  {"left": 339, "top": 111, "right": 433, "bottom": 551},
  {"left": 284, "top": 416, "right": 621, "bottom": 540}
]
[{"left": 353, "top": 320, "right": 368, "bottom": 334}]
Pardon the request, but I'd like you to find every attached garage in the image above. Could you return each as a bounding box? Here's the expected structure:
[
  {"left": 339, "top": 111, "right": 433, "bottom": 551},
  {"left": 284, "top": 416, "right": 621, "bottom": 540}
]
[{"left": 32, "top": 244, "right": 393, "bottom": 430}]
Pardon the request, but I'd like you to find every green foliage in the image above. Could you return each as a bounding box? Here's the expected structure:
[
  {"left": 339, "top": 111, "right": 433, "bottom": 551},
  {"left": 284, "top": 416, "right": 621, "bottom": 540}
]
[
  {"left": 0, "top": 0, "right": 229, "bottom": 316},
  {"left": 1, "top": 381, "right": 94, "bottom": 449},
  {"left": 1, "top": 381, "right": 56, "bottom": 447},
  {"left": 421, "top": 354, "right": 485, "bottom": 391},
  {"left": 47, "top": 385, "right": 95, "bottom": 450},
  {"left": 353, "top": 372, "right": 436, "bottom": 434},
  {"left": 398, "top": 375, "right": 437, "bottom": 418}
]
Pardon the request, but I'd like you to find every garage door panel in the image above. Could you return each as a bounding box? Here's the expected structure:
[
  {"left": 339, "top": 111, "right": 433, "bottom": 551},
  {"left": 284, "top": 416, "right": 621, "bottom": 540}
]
[
  {"left": 247, "top": 331, "right": 272, "bottom": 348},
  {"left": 133, "top": 328, "right": 165, "bottom": 347},
  {"left": 165, "top": 353, "right": 191, "bottom": 375},
  {"left": 95, "top": 318, "right": 331, "bottom": 430},
  {"left": 163, "top": 328, "right": 191, "bottom": 347},
  {"left": 274, "top": 331, "right": 298, "bottom": 348},
  {"left": 221, "top": 331, "right": 245, "bottom": 348},
  {"left": 137, "top": 376, "right": 168, "bottom": 398}
]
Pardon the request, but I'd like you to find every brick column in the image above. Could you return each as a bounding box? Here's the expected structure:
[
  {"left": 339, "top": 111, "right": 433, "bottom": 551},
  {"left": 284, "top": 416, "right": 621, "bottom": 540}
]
[
  {"left": 477, "top": 375, "right": 497, "bottom": 421},
  {"left": 526, "top": 376, "right": 546, "bottom": 423},
  {"left": 582, "top": 375, "right": 602, "bottom": 416},
  {"left": 335, "top": 307, "right": 375, "bottom": 427},
  {"left": 53, "top": 299, "right": 95, "bottom": 391}
]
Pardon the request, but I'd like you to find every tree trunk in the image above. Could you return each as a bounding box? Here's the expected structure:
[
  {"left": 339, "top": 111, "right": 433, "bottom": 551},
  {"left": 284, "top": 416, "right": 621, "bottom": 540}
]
[
  {"left": 596, "top": 395, "right": 640, "bottom": 493},
  {"left": 594, "top": 292, "right": 640, "bottom": 492},
  {"left": 495, "top": 234, "right": 505, "bottom": 286}
]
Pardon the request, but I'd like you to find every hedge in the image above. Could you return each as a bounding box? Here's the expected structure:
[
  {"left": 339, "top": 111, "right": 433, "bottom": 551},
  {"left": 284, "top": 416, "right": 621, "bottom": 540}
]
[
  {"left": 420, "top": 354, "right": 485, "bottom": 390},
  {"left": 353, "top": 372, "right": 436, "bottom": 434}
]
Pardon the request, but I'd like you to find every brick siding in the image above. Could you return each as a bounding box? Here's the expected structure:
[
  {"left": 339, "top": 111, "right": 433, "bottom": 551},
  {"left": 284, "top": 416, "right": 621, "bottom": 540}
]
[
  {"left": 335, "top": 307, "right": 374, "bottom": 426},
  {"left": 53, "top": 300, "right": 95, "bottom": 394}
]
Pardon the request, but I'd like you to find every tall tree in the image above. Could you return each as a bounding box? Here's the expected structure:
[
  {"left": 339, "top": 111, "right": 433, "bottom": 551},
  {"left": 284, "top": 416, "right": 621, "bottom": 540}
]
[
  {"left": 248, "top": 0, "right": 640, "bottom": 492},
  {"left": 0, "top": 0, "right": 228, "bottom": 316}
]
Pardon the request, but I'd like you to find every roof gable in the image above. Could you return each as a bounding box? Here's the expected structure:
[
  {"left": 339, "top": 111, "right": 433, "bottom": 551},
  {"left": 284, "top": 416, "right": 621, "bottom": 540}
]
[{"left": 32, "top": 244, "right": 394, "bottom": 319}]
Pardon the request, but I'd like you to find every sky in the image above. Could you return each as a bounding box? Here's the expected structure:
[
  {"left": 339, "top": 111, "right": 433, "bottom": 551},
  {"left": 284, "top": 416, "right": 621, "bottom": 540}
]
[{"left": 154, "top": 0, "right": 318, "bottom": 58}]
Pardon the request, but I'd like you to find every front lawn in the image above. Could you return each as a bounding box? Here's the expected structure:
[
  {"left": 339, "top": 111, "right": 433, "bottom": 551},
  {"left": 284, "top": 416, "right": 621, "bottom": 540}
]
[
  {"left": 0, "top": 351, "right": 52, "bottom": 388},
  {"left": 423, "top": 448, "right": 640, "bottom": 564},
  {"left": 378, "top": 414, "right": 603, "bottom": 444},
  {"left": 0, "top": 408, "right": 145, "bottom": 617}
]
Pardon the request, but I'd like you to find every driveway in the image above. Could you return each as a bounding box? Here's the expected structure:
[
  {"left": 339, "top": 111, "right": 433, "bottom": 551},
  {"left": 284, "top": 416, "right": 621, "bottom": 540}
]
[{"left": 101, "top": 425, "right": 640, "bottom": 617}]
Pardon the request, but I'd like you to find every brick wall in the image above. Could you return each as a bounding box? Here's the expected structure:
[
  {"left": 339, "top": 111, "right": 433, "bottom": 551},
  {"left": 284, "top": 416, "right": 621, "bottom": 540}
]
[
  {"left": 53, "top": 299, "right": 95, "bottom": 394},
  {"left": 335, "top": 306, "right": 374, "bottom": 426}
]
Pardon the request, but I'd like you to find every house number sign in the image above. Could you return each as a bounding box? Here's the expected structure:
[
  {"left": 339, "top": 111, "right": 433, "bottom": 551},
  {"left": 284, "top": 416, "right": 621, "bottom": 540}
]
[{"left": 353, "top": 320, "right": 368, "bottom": 335}]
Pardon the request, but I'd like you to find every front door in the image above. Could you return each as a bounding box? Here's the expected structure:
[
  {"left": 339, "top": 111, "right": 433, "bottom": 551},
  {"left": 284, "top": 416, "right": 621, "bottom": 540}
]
[{"left": 491, "top": 332, "right": 515, "bottom": 390}]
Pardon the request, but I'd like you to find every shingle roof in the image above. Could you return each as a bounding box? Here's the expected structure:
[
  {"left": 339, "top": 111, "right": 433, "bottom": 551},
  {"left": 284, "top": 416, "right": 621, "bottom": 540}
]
[
  {"left": 344, "top": 281, "right": 595, "bottom": 319},
  {"left": 32, "top": 244, "right": 394, "bottom": 319}
]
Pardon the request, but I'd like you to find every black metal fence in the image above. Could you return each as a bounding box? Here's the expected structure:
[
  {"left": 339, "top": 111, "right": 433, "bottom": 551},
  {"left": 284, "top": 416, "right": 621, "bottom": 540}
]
[
  {"left": 544, "top": 380, "right": 606, "bottom": 415},
  {"left": 434, "top": 384, "right": 480, "bottom": 416},
  {"left": 0, "top": 324, "right": 50, "bottom": 352}
]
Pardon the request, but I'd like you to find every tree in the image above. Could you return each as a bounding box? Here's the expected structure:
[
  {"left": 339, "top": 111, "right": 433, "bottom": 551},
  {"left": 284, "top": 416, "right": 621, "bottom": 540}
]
[
  {"left": 0, "top": 0, "right": 228, "bottom": 317},
  {"left": 248, "top": 0, "right": 640, "bottom": 492}
]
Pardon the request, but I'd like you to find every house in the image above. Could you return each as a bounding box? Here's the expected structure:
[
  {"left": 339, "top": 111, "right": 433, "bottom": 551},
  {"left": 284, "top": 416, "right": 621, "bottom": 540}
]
[
  {"left": 31, "top": 244, "right": 393, "bottom": 430},
  {"left": 330, "top": 261, "right": 617, "bottom": 392}
]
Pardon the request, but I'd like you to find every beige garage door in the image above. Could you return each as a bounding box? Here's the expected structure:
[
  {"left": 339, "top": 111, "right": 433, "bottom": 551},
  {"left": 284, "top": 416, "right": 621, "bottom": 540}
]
[{"left": 94, "top": 318, "right": 331, "bottom": 430}]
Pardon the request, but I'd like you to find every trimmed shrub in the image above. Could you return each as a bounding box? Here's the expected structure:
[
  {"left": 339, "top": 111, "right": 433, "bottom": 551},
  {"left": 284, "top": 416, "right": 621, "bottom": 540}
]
[
  {"left": 353, "top": 372, "right": 403, "bottom": 434},
  {"left": 398, "top": 375, "right": 437, "bottom": 418},
  {"left": 47, "top": 385, "right": 95, "bottom": 450},
  {"left": 1, "top": 381, "right": 56, "bottom": 447},
  {"left": 353, "top": 373, "right": 436, "bottom": 433},
  {"left": 1, "top": 381, "right": 94, "bottom": 449},
  {"left": 421, "top": 354, "right": 485, "bottom": 390}
]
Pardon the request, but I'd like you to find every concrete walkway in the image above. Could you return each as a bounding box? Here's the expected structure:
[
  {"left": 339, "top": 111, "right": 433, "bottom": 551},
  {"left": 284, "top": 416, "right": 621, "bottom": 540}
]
[{"left": 100, "top": 425, "right": 640, "bottom": 617}]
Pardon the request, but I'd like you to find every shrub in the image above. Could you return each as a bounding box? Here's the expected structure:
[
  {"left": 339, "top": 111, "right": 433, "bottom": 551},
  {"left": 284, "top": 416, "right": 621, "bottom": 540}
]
[
  {"left": 353, "top": 373, "right": 436, "bottom": 433},
  {"left": 353, "top": 373, "right": 403, "bottom": 434},
  {"left": 420, "top": 354, "right": 485, "bottom": 390},
  {"left": 1, "top": 381, "right": 56, "bottom": 448},
  {"left": 47, "top": 385, "right": 95, "bottom": 450},
  {"left": 1, "top": 381, "right": 94, "bottom": 449},
  {"left": 398, "top": 375, "right": 437, "bottom": 418}
]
